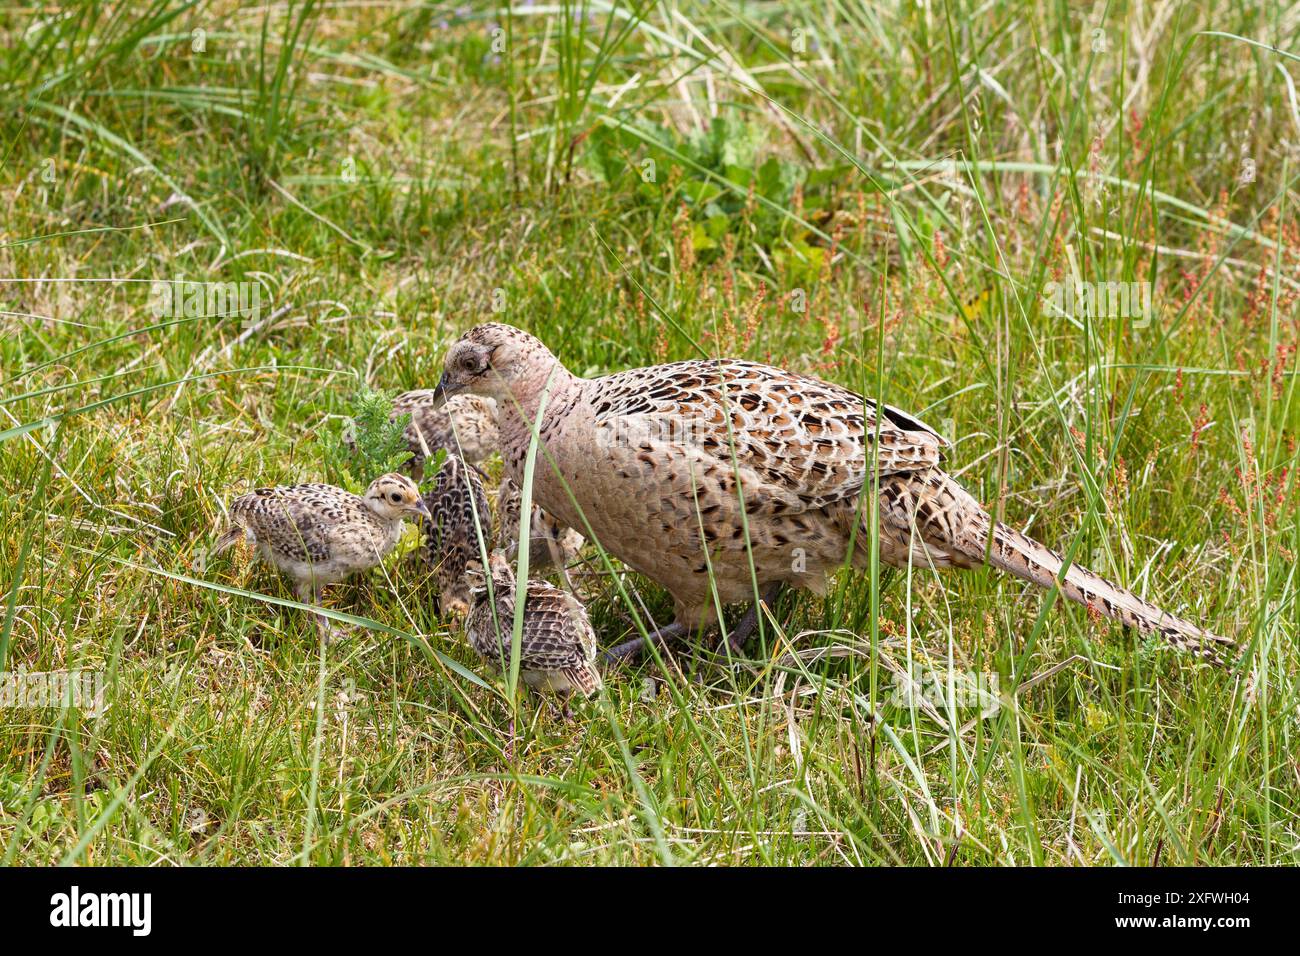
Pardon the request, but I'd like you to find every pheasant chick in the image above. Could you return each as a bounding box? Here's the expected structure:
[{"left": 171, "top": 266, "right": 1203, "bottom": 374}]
[
  {"left": 495, "top": 475, "right": 584, "bottom": 575},
  {"left": 419, "top": 454, "right": 492, "bottom": 618},
  {"left": 215, "top": 473, "right": 428, "bottom": 637},
  {"left": 465, "top": 551, "right": 602, "bottom": 714}
]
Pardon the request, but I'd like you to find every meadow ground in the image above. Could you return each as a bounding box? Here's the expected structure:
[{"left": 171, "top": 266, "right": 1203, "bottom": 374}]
[{"left": 0, "top": 1, "right": 1297, "bottom": 865}]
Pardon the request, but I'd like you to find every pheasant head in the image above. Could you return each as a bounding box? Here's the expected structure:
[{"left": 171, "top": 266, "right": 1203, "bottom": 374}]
[
  {"left": 434, "top": 323, "right": 571, "bottom": 415},
  {"left": 363, "top": 473, "right": 429, "bottom": 522}
]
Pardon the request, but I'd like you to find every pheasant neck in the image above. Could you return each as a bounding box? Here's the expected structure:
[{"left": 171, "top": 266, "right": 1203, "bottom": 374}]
[
  {"left": 506, "top": 359, "right": 579, "bottom": 424},
  {"left": 495, "top": 361, "right": 580, "bottom": 477}
]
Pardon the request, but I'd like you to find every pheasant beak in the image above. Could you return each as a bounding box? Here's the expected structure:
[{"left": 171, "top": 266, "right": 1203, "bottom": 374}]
[
  {"left": 431, "top": 371, "right": 464, "bottom": 407},
  {"left": 409, "top": 499, "right": 432, "bottom": 521}
]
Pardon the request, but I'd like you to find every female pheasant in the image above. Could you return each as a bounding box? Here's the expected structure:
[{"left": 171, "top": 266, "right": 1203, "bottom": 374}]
[
  {"left": 432, "top": 323, "right": 1230, "bottom": 664},
  {"left": 214, "top": 473, "right": 429, "bottom": 637},
  {"left": 465, "top": 550, "right": 602, "bottom": 712}
]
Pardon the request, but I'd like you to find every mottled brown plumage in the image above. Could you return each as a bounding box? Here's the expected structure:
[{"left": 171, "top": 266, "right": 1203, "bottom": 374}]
[
  {"left": 389, "top": 391, "right": 498, "bottom": 480},
  {"left": 418, "top": 454, "right": 492, "bottom": 617},
  {"left": 215, "top": 473, "right": 428, "bottom": 636},
  {"left": 495, "top": 474, "right": 584, "bottom": 573},
  {"left": 433, "top": 323, "right": 1230, "bottom": 663},
  {"left": 465, "top": 551, "right": 602, "bottom": 706}
]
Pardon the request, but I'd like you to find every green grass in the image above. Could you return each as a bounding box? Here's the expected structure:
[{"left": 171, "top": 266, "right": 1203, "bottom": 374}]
[{"left": 1, "top": 0, "right": 1296, "bottom": 865}]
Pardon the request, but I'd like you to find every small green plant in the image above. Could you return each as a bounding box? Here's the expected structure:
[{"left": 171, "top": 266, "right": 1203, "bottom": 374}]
[
  {"left": 330, "top": 384, "right": 415, "bottom": 491},
  {"left": 584, "top": 113, "right": 847, "bottom": 283}
]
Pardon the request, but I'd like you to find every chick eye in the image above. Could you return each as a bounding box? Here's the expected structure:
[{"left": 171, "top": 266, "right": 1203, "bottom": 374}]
[
  {"left": 460, "top": 355, "right": 479, "bottom": 373},
  {"left": 390, "top": 493, "right": 401, "bottom": 502}
]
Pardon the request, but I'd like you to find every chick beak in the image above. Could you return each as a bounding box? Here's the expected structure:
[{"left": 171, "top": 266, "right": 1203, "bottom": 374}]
[
  {"left": 430, "top": 371, "right": 464, "bottom": 407},
  {"left": 411, "top": 500, "right": 432, "bottom": 521}
]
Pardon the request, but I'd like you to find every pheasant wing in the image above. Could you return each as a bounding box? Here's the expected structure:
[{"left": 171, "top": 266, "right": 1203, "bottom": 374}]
[
  {"left": 588, "top": 359, "right": 946, "bottom": 514},
  {"left": 230, "top": 484, "right": 342, "bottom": 562}
]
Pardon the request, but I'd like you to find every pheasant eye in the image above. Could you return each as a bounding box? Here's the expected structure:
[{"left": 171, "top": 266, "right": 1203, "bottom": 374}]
[
  {"left": 389, "top": 492, "right": 401, "bottom": 502},
  {"left": 460, "top": 355, "right": 479, "bottom": 372}
]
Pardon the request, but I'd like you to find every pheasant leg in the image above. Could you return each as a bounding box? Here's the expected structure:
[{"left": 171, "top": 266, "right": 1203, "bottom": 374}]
[
  {"left": 296, "top": 581, "right": 335, "bottom": 643},
  {"left": 603, "top": 621, "right": 688, "bottom": 663},
  {"left": 725, "top": 583, "right": 785, "bottom": 654}
]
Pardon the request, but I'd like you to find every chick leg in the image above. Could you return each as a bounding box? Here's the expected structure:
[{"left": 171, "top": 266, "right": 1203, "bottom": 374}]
[
  {"left": 297, "top": 580, "right": 334, "bottom": 643},
  {"left": 542, "top": 535, "right": 580, "bottom": 597}
]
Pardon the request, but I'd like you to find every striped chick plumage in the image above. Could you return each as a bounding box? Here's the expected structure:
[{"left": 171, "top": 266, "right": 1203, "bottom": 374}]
[
  {"left": 465, "top": 551, "right": 602, "bottom": 703},
  {"left": 390, "top": 391, "right": 499, "bottom": 479},
  {"left": 418, "top": 453, "right": 492, "bottom": 617},
  {"left": 433, "top": 323, "right": 1231, "bottom": 664}
]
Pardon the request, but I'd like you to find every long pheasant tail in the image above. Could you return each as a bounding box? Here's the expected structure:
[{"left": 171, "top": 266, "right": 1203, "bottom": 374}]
[{"left": 984, "top": 521, "right": 1231, "bottom": 664}]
